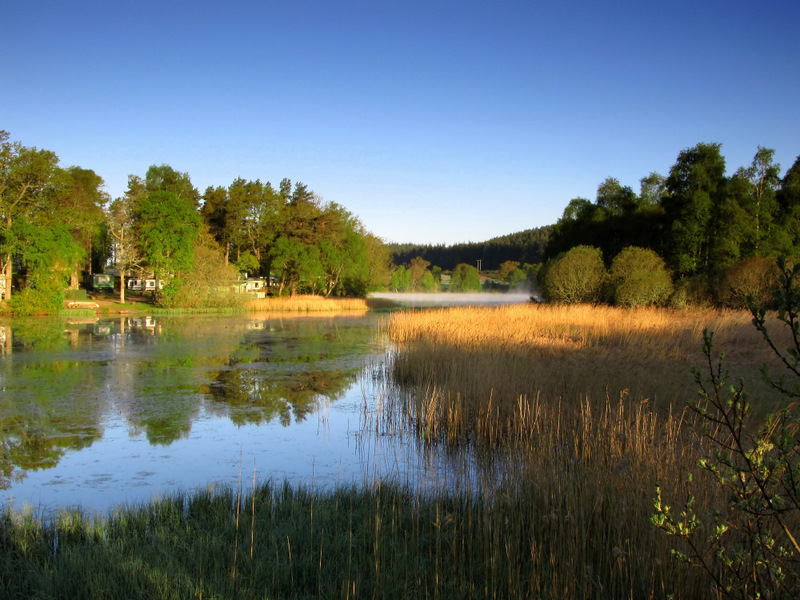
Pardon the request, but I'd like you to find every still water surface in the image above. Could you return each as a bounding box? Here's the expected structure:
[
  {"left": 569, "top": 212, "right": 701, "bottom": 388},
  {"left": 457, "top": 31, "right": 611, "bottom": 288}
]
[
  {"left": 2, "top": 293, "right": 532, "bottom": 516},
  {"left": 0, "top": 313, "right": 420, "bottom": 515}
]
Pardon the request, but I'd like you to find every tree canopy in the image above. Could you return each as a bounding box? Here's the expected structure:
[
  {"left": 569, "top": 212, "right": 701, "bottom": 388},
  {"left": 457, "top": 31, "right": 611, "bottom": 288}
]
[
  {"left": 545, "top": 143, "right": 800, "bottom": 283},
  {"left": 0, "top": 131, "right": 395, "bottom": 310},
  {"left": 2, "top": 130, "right": 798, "bottom": 312}
]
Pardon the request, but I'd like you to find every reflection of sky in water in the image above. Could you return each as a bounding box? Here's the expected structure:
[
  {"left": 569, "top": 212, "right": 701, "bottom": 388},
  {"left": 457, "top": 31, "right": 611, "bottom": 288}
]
[
  {"left": 9, "top": 386, "right": 377, "bottom": 514},
  {"left": 0, "top": 314, "right": 487, "bottom": 517}
]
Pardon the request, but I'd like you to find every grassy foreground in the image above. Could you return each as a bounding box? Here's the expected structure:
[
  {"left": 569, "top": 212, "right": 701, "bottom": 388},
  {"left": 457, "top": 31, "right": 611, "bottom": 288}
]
[{"left": 3, "top": 481, "right": 560, "bottom": 600}]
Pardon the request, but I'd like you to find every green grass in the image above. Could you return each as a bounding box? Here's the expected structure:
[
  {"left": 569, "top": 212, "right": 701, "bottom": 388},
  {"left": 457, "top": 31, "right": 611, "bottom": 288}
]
[{"left": 1, "top": 480, "right": 630, "bottom": 599}]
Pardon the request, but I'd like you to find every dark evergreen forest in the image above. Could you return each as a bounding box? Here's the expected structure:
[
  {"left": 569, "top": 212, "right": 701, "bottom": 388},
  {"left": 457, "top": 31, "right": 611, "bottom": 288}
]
[{"left": 390, "top": 226, "right": 552, "bottom": 271}]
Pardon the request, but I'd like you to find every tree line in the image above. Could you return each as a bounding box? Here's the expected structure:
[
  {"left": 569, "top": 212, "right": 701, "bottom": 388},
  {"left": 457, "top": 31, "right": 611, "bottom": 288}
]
[
  {"left": 546, "top": 144, "right": 800, "bottom": 276},
  {"left": 390, "top": 226, "right": 551, "bottom": 272},
  {"left": 534, "top": 143, "right": 800, "bottom": 308},
  {"left": 4, "top": 130, "right": 797, "bottom": 313},
  {"left": 0, "top": 130, "right": 393, "bottom": 313}
]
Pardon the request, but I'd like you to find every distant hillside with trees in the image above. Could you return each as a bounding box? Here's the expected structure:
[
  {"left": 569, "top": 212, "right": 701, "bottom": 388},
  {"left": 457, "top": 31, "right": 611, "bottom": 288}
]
[{"left": 390, "top": 226, "right": 552, "bottom": 271}]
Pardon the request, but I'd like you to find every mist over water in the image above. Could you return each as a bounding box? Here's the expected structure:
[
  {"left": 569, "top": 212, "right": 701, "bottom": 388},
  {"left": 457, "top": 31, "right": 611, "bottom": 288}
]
[{"left": 369, "top": 291, "right": 533, "bottom": 307}]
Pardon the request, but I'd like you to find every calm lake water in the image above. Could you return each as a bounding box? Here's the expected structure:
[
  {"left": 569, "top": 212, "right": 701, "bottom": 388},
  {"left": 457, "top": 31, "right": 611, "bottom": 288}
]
[
  {"left": 0, "top": 313, "right": 395, "bottom": 515},
  {"left": 1, "top": 294, "right": 530, "bottom": 517}
]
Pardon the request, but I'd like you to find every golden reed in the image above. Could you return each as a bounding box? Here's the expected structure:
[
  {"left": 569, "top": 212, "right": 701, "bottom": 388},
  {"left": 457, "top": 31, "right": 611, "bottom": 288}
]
[
  {"left": 246, "top": 294, "right": 369, "bottom": 312},
  {"left": 377, "top": 303, "right": 790, "bottom": 597}
]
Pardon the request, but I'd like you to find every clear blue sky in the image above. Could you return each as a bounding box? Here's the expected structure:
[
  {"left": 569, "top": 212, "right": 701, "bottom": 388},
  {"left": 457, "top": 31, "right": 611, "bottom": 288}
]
[{"left": 4, "top": 0, "right": 798, "bottom": 245}]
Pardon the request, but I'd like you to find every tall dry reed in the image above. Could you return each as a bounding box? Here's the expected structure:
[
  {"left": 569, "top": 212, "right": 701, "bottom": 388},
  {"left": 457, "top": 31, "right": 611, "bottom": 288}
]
[
  {"left": 378, "top": 303, "right": 790, "bottom": 598},
  {"left": 384, "top": 304, "right": 786, "bottom": 443},
  {"left": 246, "top": 294, "right": 369, "bottom": 312}
]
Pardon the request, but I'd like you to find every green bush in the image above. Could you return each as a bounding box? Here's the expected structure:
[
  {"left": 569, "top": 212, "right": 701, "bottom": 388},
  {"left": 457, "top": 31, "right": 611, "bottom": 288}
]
[
  {"left": 421, "top": 271, "right": 436, "bottom": 291},
  {"left": 449, "top": 263, "right": 481, "bottom": 292},
  {"left": 157, "top": 242, "right": 246, "bottom": 309},
  {"left": 390, "top": 265, "right": 411, "bottom": 292},
  {"left": 609, "top": 246, "right": 674, "bottom": 306},
  {"left": 669, "top": 274, "right": 714, "bottom": 308},
  {"left": 9, "top": 282, "right": 64, "bottom": 316},
  {"left": 539, "top": 245, "right": 605, "bottom": 304}
]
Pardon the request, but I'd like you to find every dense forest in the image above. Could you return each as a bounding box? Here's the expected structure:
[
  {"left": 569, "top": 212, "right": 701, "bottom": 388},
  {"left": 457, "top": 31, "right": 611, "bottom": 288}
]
[
  {"left": 535, "top": 143, "right": 800, "bottom": 307},
  {"left": 0, "top": 130, "right": 393, "bottom": 313},
  {"left": 390, "top": 226, "right": 552, "bottom": 272},
  {"left": 546, "top": 144, "right": 800, "bottom": 274}
]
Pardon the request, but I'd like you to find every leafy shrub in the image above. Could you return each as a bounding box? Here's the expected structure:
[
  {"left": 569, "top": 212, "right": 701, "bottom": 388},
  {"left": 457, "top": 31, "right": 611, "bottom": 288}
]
[
  {"left": 449, "top": 263, "right": 481, "bottom": 292},
  {"left": 420, "top": 271, "right": 436, "bottom": 291},
  {"left": 669, "top": 274, "right": 714, "bottom": 308},
  {"left": 9, "top": 281, "right": 64, "bottom": 316},
  {"left": 716, "top": 256, "right": 780, "bottom": 309},
  {"left": 508, "top": 268, "right": 527, "bottom": 289},
  {"left": 158, "top": 240, "right": 245, "bottom": 309},
  {"left": 608, "top": 246, "right": 674, "bottom": 306},
  {"left": 234, "top": 250, "right": 261, "bottom": 277},
  {"left": 390, "top": 265, "right": 411, "bottom": 292},
  {"left": 538, "top": 245, "right": 605, "bottom": 304}
]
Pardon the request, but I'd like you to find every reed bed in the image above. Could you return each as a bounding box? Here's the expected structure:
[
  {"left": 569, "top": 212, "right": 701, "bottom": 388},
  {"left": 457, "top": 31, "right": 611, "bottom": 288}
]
[
  {"left": 246, "top": 294, "right": 370, "bottom": 312},
  {"left": 373, "top": 303, "right": 794, "bottom": 598},
  {"left": 384, "top": 303, "right": 788, "bottom": 442}
]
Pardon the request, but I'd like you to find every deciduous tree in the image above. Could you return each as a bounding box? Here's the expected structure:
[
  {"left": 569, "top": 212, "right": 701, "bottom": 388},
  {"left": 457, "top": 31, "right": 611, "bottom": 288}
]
[
  {"left": 137, "top": 190, "right": 200, "bottom": 288},
  {"left": 0, "top": 131, "right": 59, "bottom": 300},
  {"left": 107, "top": 189, "right": 142, "bottom": 304},
  {"left": 450, "top": 263, "right": 481, "bottom": 292},
  {"left": 51, "top": 166, "right": 108, "bottom": 288},
  {"left": 145, "top": 164, "right": 199, "bottom": 207},
  {"left": 408, "top": 256, "right": 431, "bottom": 291},
  {"left": 663, "top": 142, "right": 727, "bottom": 275}
]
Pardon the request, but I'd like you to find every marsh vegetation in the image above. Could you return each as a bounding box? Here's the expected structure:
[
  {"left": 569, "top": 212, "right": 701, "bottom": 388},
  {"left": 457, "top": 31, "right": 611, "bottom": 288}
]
[{"left": 2, "top": 299, "right": 798, "bottom": 598}]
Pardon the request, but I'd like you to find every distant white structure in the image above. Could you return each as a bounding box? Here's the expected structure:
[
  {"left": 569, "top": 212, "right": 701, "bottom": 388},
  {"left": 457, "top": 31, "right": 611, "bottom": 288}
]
[
  {"left": 235, "top": 277, "right": 271, "bottom": 298},
  {"left": 127, "top": 278, "right": 164, "bottom": 292}
]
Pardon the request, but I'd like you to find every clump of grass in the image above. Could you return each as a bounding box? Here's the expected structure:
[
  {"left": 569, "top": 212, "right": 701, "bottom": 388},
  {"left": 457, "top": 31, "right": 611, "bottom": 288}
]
[{"left": 247, "top": 294, "right": 369, "bottom": 312}]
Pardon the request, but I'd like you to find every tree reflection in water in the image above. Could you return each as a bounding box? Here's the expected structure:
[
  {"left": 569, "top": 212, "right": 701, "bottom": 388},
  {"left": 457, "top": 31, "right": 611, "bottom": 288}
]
[{"left": 0, "top": 314, "right": 380, "bottom": 497}]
